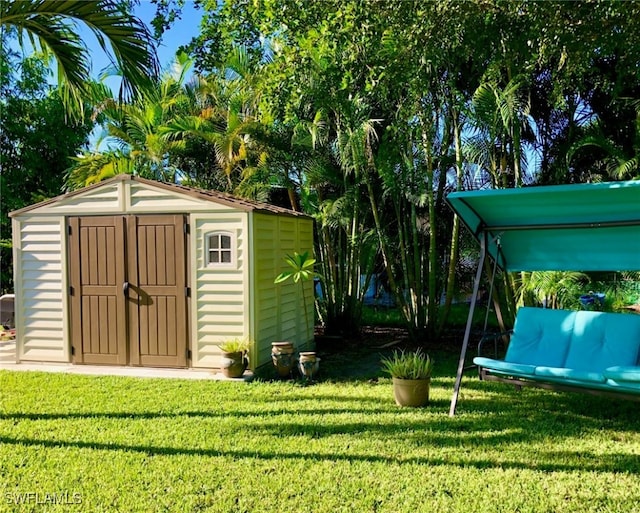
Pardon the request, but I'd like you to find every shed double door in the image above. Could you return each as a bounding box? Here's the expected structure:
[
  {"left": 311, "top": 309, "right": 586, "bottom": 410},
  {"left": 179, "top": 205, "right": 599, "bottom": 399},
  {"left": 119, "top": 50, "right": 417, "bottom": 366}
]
[{"left": 68, "top": 215, "right": 188, "bottom": 367}]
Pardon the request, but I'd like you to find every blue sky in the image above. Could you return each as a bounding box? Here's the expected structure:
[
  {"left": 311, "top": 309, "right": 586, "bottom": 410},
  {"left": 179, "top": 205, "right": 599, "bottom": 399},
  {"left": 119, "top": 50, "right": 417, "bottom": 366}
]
[{"left": 137, "top": 1, "right": 202, "bottom": 67}]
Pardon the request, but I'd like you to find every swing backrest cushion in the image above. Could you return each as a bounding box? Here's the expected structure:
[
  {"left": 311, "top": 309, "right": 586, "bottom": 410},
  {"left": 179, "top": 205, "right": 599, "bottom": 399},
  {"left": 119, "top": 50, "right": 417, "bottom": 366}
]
[
  {"left": 565, "top": 310, "right": 640, "bottom": 370},
  {"left": 505, "top": 307, "right": 576, "bottom": 367},
  {"left": 505, "top": 307, "right": 640, "bottom": 371}
]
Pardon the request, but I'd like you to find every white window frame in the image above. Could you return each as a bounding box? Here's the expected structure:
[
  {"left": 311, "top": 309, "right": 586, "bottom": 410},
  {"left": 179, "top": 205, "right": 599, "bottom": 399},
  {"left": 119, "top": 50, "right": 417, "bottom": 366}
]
[{"left": 205, "top": 231, "right": 235, "bottom": 267}]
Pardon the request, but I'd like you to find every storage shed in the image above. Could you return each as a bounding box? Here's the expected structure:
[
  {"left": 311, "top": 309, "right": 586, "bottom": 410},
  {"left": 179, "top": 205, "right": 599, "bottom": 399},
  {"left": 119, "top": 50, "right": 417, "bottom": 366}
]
[{"left": 10, "top": 175, "right": 314, "bottom": 370}]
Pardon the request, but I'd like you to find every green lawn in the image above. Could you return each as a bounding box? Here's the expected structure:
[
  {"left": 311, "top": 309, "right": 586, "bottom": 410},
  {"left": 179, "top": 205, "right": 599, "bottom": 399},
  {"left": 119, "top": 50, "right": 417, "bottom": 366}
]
[{"left": 1, "top": 357, "right": 639, "bottom": 513}]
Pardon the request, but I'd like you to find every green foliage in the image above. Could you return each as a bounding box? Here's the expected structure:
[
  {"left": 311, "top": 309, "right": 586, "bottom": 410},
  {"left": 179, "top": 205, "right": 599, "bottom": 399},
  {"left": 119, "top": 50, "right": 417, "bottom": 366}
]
[
  {"left": 361, "top": 307, "right": 405, "bottom": 327},
  {"left": 612, "top": 275, "right": 640, "bottom": 309},
  {"left": 380, "top": 349, "right": 434, "bottom": 380},
  {"left": 0, "top": 49, "right": 94, "bottom": 292},
  {"left": 65, "top": 52, "right": 196, "bottom": 189},
  {"left": 518, "top": 271, "right": 590, "bottom": 310},
  {"left": 567, "top": 100, "right": 640, "bottom": 181},
  {"left": 68, "top": 47, "right": 284, "bottom": 200},
  {"left": 133, "top": 1, "right": 640, "bottom": 337},
  {"left": 517, "top": 272, "right": 640, "bottom": 313},
  {"left": 2, "top": 369, "right": 640, "bottom": 512},
  {"left": 274, "top": 251, "right": 316, "bottom": 344},
  {"left": 218, "top": 338, "right": 250, "bottom": 354},
  {"left": 580, "top": 274, "right": 640, "bottom": 313}
]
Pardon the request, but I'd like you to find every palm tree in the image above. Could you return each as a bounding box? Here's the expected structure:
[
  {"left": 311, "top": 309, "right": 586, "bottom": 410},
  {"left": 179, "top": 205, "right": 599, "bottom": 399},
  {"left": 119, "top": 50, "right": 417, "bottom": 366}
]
[
  {"left": 65, "top": 53, "right": 192, "bottom": 189},
  {"left": 468, "top": 77, "right": 534, "bottom": 188},
  {"left": 65, "top": 48, "right": 278, "bottom": 194},
  {"left": 518, "top": 271, "right": 589, "bottom": 310},
  {"left": 162, "top": 46, "right": 273, "bottom": 196},
  {"left": 1, "top": 0, "right": 159, "bottom": 115}
]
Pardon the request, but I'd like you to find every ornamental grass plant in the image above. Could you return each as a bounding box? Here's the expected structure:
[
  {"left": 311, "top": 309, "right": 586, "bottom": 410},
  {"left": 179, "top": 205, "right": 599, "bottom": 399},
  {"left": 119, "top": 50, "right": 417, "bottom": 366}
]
[{"left": 380, "top": 348, "right": 434, "bottom": 380}]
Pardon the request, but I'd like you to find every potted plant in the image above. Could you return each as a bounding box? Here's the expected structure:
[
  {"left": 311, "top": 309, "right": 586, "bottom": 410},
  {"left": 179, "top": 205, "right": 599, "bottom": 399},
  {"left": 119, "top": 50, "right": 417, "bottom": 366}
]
[
  {"left": 380, "top": 349, "right": 434, "bottom": 407},
  {"left": 218, "top": 338, "right": 250, "bottom": 378}
]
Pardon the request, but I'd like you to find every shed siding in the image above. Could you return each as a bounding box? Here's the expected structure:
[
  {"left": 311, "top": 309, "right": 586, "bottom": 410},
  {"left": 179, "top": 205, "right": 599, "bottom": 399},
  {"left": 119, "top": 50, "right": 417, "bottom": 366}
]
[
  {"left": 253, "top": 215, "right": 279, "bottom": 367},
  {"left": 190, "top": 213, "right": 248, "bottom": 368},
  {"left": 277, "top": 218, "right": 299, "bottom": 345},
  {"left": 14, "top": 219, "right": 68, "bottom": 362},
  {"left": 252, "top": 214, "right": 314, "bottom": 368},
  {"left": 297, "top": 218, "right": 315, "bottom": 344}
]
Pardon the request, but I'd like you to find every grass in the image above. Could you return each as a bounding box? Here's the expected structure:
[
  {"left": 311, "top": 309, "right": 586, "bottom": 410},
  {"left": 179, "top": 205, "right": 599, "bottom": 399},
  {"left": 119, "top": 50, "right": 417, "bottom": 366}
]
[
  {"left": 361, "top": 306, "right": 405, "bottom": 327},
  {"left": 1, "top": 353, "right": 640, "bottom": 512},
  {"left": 362, "top": 303, "right": 501, "bottom": 330}
]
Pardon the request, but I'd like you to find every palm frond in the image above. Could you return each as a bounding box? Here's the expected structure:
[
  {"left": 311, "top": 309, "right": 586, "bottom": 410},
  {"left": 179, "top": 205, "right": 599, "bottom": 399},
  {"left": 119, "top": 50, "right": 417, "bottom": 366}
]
[
  {"left": 65, "top": 150, "right": 134, "bottom": 190},
  {"left": 2, "top": 0, "right": 159, "bottom": 114},
  {"left": 609, "top": 156, "right": 639, "bottom": 180}
]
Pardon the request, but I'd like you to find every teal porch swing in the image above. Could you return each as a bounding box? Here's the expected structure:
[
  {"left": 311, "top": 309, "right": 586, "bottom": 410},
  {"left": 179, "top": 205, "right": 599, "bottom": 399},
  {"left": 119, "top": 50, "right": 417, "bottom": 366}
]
[{"left": 446, "top": 180, "right": 640, "bottom": 416}]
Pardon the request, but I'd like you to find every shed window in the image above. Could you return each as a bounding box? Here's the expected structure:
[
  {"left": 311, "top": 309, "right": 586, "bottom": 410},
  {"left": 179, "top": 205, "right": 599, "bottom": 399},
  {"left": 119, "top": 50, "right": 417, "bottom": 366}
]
[{"left": 207, "top": 232, "right": 234, "bottom": 266}]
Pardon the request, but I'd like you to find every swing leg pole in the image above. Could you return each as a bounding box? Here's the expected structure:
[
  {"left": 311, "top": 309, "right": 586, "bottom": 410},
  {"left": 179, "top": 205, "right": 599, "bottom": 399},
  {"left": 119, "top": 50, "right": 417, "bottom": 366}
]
[{"left": 449, "top": 232, "right": 487, "bottom": 417}]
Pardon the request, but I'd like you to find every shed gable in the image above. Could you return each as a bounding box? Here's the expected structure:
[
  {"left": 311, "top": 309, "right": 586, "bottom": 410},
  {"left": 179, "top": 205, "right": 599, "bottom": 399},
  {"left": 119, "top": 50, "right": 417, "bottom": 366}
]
[{"left": 11, "top": 179, "right": 239, "bottom": 217}]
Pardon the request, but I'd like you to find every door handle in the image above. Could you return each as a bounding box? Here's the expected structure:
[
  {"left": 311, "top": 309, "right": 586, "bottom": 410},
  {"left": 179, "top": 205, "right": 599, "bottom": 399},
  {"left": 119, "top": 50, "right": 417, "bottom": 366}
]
[{"left": 123, "top": 281, "right": 129, "bottom": 296}]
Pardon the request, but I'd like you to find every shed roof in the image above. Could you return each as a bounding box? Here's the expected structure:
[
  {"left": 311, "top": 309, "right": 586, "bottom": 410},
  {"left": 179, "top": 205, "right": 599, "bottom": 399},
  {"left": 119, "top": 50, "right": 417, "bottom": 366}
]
[
  {"left": 10, "top": 174, "right": 310, "bottom": 218},
  {"left": 446, "top": 180, "right": 640, "bottom": 272}
]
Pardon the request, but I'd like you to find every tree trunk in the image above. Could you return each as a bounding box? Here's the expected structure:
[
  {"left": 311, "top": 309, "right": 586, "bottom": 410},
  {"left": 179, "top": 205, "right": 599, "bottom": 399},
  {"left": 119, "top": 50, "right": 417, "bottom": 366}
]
[{"left": 438, "top": 110, "right": 464, "bottom": 334}]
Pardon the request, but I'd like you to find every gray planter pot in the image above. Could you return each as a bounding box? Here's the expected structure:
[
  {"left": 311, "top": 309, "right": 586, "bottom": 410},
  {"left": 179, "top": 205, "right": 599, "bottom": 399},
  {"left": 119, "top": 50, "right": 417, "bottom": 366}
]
[{"left": 392, "top": 377, "right": 431, "bottom": 407}]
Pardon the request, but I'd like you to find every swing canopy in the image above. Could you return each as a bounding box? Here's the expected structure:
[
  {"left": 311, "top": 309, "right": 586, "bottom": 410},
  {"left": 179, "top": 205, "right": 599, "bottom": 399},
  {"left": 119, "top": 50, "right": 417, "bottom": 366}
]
[{"left": 446, "top": 180, "right": 640, "bottom": 272}]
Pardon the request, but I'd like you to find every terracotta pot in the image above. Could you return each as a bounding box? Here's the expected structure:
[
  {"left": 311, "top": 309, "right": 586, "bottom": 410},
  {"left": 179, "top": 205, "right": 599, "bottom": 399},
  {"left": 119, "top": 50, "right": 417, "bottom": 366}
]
[
  {"left": 271, "top": 342, "right": 295, "bottom": 377},
  {"left": 221, "top": 351, "right": 248, "bottom": 378},
  {"left": 298, "top": 351, "right": 320, "bottom": 380},
  {"left": 392, "top": 377, "right": 430, "bottom": 407}
]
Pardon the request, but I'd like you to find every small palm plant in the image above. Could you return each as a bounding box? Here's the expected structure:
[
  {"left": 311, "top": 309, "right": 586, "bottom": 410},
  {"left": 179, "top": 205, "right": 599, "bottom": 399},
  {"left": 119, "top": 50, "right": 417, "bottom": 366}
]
[
  {"left": 218, "top": 338, "right": 250, "bottom": 354},
  {"left": 274, "top": 251, "right": 317, "bottom": 342}
]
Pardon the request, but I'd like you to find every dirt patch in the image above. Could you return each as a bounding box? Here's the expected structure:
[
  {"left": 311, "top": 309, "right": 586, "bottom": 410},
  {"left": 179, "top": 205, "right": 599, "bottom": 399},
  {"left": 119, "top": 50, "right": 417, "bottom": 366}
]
[
  {"left": 257, "top": 325, "right": 476, "bottom": 382},
  {"left": 315, "top": 326, "right": 410, "bottom": 381}
]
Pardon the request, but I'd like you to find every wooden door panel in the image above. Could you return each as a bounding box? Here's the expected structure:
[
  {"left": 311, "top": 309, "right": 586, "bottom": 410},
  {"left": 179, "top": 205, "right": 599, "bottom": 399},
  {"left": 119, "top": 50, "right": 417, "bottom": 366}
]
[
  {"left": 69, "top": 216, "right": 127, "bottom": 364},
  {"left": 128, "top": 215, "right": 187, "bottom": 367}
]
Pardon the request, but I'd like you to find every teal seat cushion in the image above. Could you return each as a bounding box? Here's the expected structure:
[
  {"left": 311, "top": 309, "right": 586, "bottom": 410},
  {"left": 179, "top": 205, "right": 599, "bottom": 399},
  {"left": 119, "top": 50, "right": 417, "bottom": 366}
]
[
  {"left": 474, "top": 357, "right": 536, "bottom": 376},
  {"left": 505, "top": 307, "right": 575, "bottom": 367},
  {"left": 603, "top": 366, "right": 640, "bottom": 382},
  {"left": 564, "top": 311, "right": 640, "bottom": 371},
  {"left": 534, "top": 366, "right": 606, "bottom": 383},
  {"left": 605, "top": 379, "right": 640, "bottom": 392}
]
